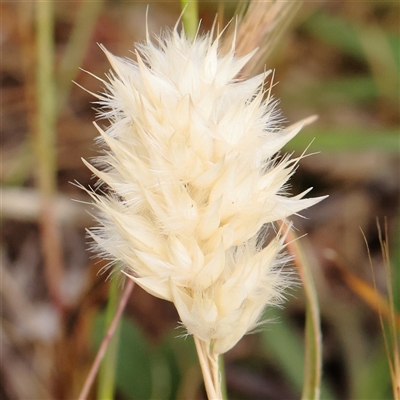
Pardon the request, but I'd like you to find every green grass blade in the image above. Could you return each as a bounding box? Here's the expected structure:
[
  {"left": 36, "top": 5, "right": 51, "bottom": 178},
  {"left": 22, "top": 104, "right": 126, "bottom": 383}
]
[
  {"left": 57, "top": 0, "right": 104, "bottom": 112},
  {"left": 285, "top": 129, "right": 400, "bottom": 153},
  {"left": 295, "top": 245, "right": 322, "bottom": 400},
  {"left": 181, "top": 0, "right": 198, "bottom": 39},
  {"left": 283, "top": 228, "right": 322, "bottom": 400},
  {"left": 302, "top": 298, "right": 321, "bottom": 400},
  {"left": 35, "top": 0, "right": 56, "bottom": 195},
  {"left": 304, "top": 11, "right": 400, "bottom": 69},
  {"left": 281, "top": 76, "right": 378, "bottom": 107},
  {"left": 97, "top": 278, "right": 121, "bottom": 400}
]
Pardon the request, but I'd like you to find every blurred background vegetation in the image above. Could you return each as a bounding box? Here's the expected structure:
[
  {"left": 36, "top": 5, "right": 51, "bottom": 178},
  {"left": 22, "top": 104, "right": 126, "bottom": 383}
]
[{"left": 1, "top": 1, "right": 399, "bottom": 399}]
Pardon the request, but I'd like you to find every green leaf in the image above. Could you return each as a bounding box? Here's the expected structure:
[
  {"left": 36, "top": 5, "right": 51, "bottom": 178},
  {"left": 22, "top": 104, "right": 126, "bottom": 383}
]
[
  {"left": 304, "top": 12, "right": 365, "bottom": 59},
  {"left": 93, "top": 315, "right": 153, "bottom": 399},
  {"left": 261, "top": 308, "right": 305, "bottom": 394},
  {"left": 261, "top": 307, "right": 336, "bottom": 400},
  {"left": 116, "top": 318, "right": 153, "bottom": 399}
]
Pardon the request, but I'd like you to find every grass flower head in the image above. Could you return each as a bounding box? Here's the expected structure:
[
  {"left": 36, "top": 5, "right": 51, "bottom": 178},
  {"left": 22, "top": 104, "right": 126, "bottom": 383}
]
[{"left": 84, "top": 24, "right": 325, "bottom": 354}]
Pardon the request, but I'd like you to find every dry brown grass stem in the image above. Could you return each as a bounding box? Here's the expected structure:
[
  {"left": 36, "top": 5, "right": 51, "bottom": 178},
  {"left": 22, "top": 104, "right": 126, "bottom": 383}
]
[
  {"left": 222, "top": 0, "right": 300, "bottom": 76},
  {"left": 324, "top": 248, "right": 400, "bottom": 330},
  {"left": 374, "top": 221, "right": 399, "bottom": 400}
]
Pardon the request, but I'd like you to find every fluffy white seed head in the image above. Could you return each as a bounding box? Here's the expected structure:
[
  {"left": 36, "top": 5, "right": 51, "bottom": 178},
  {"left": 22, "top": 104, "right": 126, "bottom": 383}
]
[{"left": 84, "top": 26, "right": 325, "bottom": 354}]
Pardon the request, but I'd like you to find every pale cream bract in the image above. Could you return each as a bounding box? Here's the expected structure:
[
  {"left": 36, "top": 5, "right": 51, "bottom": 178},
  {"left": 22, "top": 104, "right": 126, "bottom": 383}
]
[{"left": 84, "top": 27, "right": 324, "bottom": 354}]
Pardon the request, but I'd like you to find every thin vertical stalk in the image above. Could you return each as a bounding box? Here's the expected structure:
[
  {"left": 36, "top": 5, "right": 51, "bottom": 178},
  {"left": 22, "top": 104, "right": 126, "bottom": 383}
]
[
  {"left": 180, "top": 0, "right": 198, "bottom": 39},
  {"left": 97, "top": 277, "right": 122, "bottom": 400},
  {"left": 15, "top": 3, "right": 36, "bottom": 187},
  {"left": 218, "top": 353, "right": 228, "bottom": 400},
  {"left": 280, "top": 221, "right": 322, "bottom": 400},
  {"left": 35, "top": 0, "right": 64, "bottom": 311},
  {"left": 193, "top": 337, "right": 222, "bottom": 400},
  {"left": 375, "top": 221, "right": 399, "bottom": 400},
  {"left": 57, "top": 0, "right": 104, "bottom": 112},
  {"left": 36, "top": 0, "right": 56, "bottom": 195},
  {"left": 78, "top": 279, "right": 134, "bottom": 400}
]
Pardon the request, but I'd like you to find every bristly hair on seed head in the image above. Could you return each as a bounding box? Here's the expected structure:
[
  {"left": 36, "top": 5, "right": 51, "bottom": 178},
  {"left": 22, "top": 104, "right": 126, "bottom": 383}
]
[{"left": 81, "top": 14, "right": 326, "bottom": 355}]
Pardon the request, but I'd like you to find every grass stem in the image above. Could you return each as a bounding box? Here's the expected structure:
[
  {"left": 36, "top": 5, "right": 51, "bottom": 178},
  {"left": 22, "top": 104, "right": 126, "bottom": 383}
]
[
  {"left": 97, "top": 277, "right": 122, "bottom": 400},
  {"left": 57, "top": 0, "right": 104, "bottom": 112},
  {"left": 194, "top": 337, "right": 223, "bottom": 400},
  {"left": 35, "top": 0, "right": 65, "bottom": 312},
  {"left": 180, "top": 0, "right": 198, "bottom": 39},
  {"left": 280, "top": 221, "right": 322, "bottom": 400}
]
